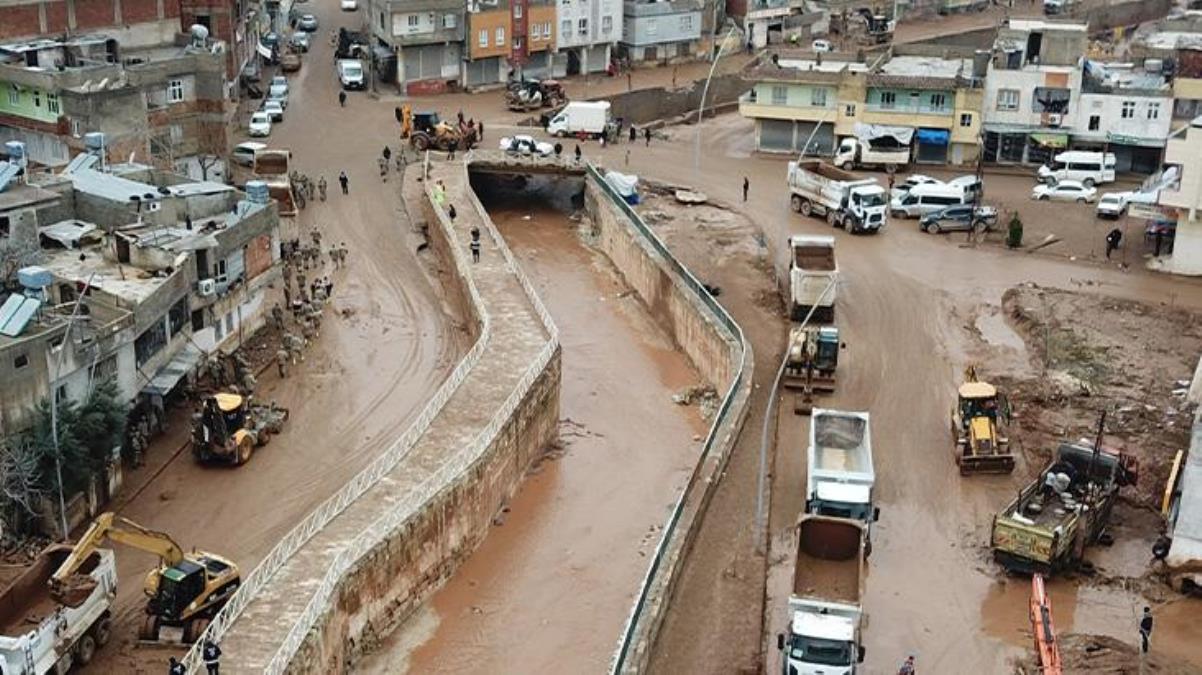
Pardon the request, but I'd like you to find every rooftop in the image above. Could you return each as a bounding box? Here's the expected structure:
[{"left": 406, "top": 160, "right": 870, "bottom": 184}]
[
  {"left": 1005, "top": 18, "right": 1088, "bottom": 33},
  {"left": 1140, "top": 31, "right": 1202, "bottom": 51},
  {"left": 38, "top": 245, "right": 187, "bottom": 304},
  {"left": 1083, "top": 60, "right": 1169, "bottom": 92},
  {"left": 879, "top": 55, "right": 970, "bottom": 79}
]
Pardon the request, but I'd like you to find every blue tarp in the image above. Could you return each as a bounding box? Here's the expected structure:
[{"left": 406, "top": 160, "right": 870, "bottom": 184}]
[{"left": 916, "top": 128, "right": 950, "bottom": 146}]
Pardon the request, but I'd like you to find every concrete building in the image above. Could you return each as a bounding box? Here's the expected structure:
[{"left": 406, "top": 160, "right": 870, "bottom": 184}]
[
  {"left": 738, "top": 52, "right": 867, "bottom": 154},
  {"left": 1073, "top": 60, "right": 1171, "bottom": 174},
  {"left": 0, "top": 33, "right": 232, "bottom": 180},
  {"left": 179, "top": 0, "right": 258, "bottom": 85},
  {"left": 981, "top": 19, "right": 1087, "bottom": 166},
  {"left": 0, "top": 0, "right": 183, "bottom": 48},
  {"left": 740, "top": 0, "right": 809, "bottom": 49},
  {"left": 464, "top": 0, "right": 558, "bottom": 86},
  {"left": 368, "top": 0, "right": 464, "bottom": 94},
  {"left": 556, "top": 0, "right": 621, "bottom": 75},
  {"left": 1153, "top": 118, "right": 1202, "bottom": 275},
  {"left": 621, "top": 0, "right": 704, "bottom": 64}
]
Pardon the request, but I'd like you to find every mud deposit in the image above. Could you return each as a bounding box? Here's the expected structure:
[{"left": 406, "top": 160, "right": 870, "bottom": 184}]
[{"left": 361, "top": 176, "right": 706, "bottom": 673}]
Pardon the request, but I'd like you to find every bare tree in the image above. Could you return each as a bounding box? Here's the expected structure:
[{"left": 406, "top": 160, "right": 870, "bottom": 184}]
[
  {"left": 0, "top": 437, "right": 44, "bottom": 540},
  {"left": 0, "top": 238, "right": 41, "bottom": 287}
]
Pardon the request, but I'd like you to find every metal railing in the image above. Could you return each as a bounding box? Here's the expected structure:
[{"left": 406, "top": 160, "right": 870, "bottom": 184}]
[
  {"left": 463, "top": 148, "right": 584, "bottom": 172},
  {"left": 587, "top": 165, "right": 750, "bottom": 674},
  {"left": 179, "top": 154, "right": 494, "bottom": 673}
]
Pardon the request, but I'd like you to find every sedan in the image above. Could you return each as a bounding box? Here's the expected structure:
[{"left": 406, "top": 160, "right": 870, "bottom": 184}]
[
  {"left": 261, "top": 99, "right": 285, "bottom": 122},
  {"left": 1095, "top": 193, "right": 1126, "bottom": 218},
  {"left": 919, "top": 204, "right": 998, "bottom": 233},
  {"left": 1031, "top": 180, "right": 1097, "bottom": 203},
  {"left": 340, "top": 0, "right": 357, "bottom": 9},
  {"left": 297, "top": 14, "right": 318, "bottom": 31},
  {"left": 270, "top": 75, "right": 289, "bottom": 95},
  {"left": 501, "top": 135, "right": 554, "bottom": 157},
  {"left": 289, "top": 31, "right": 311, "bottom": 52},
  {"left": 812, "top": 39, "right": 832, "bottom": 53},
  {"left": 248, "top": 112, "right": 272, "bottom": 137}
]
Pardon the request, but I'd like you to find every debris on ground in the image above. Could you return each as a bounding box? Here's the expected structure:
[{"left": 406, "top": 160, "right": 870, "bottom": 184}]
[
  {"left": 1012, "top": 633, "right": 1199, "bottom": 674},
  {"left": 674, "top": 189, "right": 708, "bottom": 204}
]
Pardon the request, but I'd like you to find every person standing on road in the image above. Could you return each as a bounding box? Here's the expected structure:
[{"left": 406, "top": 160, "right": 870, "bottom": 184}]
[
  {"left": 317, "top": 176, "right": 327, "bottom": 201},
  {"left": 382, "top": 145, "right": 392, "bottom": 163},
  {"left": 554, "top": 142, "right": 563, "bottom": 157},
  {"left": 378, "top": 156, "right": 388, "bottom": 180},
  {"left": 276, "top": 347, "right": 289, "bottom": 378},
  {"left": 168, "top": 657, "right": 186, "bottom": 675},
  {"left": 338, "top": 90, "right": 346, "bottom": 107},
  {"left": 338, "top": 171, "right": 349, "bottom": 195},
  {"left": 743, "top": 177, "right": 749, "bottom": 202},
  {"left": 574, "top": 144, "right": 582, "bottom": 163},
  {"left": 478, "top": 121, "right": 484, "bottom": 140},
  {"left": 1140, "top": 606, "right": 1154, "bottom": 653},
  {"left": 470, "top": 236, "right": 481, "bottom": 263},
  {"left": 447, "top": 204, "right": 457, "bottom": 223},
  {"left": 897, "top": 655, "right": 916, "bottom": 675},
  {"left": 629, "top": 125, "right": 637, "bottom": 143},
  {"left": 644, "top": 127, "right": 652, "bottom": 147},
  {"left": 1105, "top": 227, "right": 1122, "bottom": 259},
  {"left": 447, "top": 137, "right": 458, "bottom": 161}
]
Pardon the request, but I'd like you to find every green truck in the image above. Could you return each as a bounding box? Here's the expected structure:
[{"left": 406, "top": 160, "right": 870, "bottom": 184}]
[{"left": 991, "top": 441, "right": 1138, "bottom": 575}]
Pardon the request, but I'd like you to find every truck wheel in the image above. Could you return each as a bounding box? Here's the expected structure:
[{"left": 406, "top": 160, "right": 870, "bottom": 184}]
[
  {"left": 790, "top": 195, "right": 803, "bottom": 213},
  {"left": 236, "top": 435, "right": 254, "bottom": 465},
  {"left": 75, "top": 633, "right": 97, "bottom": 665},
  {"left": 826, "top": 210, "right": 838, "bottom": 227},
  {"left": 839, "top": 161, "right": 853, "bottom": 170},
  {"left": 413, "top": 135, "right": 429, "bottom": 151},
  {"left": 800, "top": 200, "right": 813, "bottom": 217},
  {"left": 842, "top": 214, "right": 855, "bottom": 231},
  {"left": 94, "top": 615, "right": 113, "bottom": 646},
  {"left": 140, "top": 615, "right": 161, "bottom": 641}
]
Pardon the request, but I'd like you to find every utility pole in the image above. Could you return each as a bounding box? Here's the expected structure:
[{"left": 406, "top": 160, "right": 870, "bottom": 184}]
[
  {"left": 695, "top": 26, "right": 738, "bottom": 173},
  {"left": 50, "top": 273, "right": 96, "bottom": 540}
]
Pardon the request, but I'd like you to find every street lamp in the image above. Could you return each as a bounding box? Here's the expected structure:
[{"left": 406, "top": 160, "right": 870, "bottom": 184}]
[{"left": 694, "top": 26, "right": 739, "bottom": 173}]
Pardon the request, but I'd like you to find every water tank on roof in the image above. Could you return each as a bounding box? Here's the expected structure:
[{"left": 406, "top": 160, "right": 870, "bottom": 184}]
[
  {"left": 18, "top": 266, "right": 52, "bottom": 292},
  {"left": 4, "top": 141, "right": 26, "bottom": 165},
  {"left": 84, "top": 132, "right": 106, "bottom": 153},
  {"left": 190, "top": 24, "right": 210, "bottom": 47},
  {"left": 245, "top": 180, "right": 270, "bottom": 204}
]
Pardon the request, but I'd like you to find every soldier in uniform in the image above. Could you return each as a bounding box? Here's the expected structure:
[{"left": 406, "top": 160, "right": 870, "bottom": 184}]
[
  {"left": 271, "top": 303, "right": 285, "bottom": 331},
  {"left": 276, "top": 348, "right": 289, "bottom": 378},
  {"left": 240, "top": 371, "right": 257, "bottom": 395}
]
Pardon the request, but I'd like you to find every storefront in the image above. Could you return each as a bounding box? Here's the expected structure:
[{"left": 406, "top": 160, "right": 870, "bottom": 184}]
[
  {"left": 756, "top": 119, "right": 836, "bottom": 155},
  {"left": 982, "top": 130, "right": 1066, "bottom": 165},
  {"left": 915, "top": 128, "right": 949, "bottom": 163}
]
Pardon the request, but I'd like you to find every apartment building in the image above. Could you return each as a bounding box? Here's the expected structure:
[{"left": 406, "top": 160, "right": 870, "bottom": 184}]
[
  {"left": 621, "top": 0, "right": 704, "bottom": 64},
  {"left": 368, "top": 0, "right": 464, "bottom": 94},
  {"left": 1074, "top": 60, "right": 1171, "bottom": 174},
  {"left": 557, "top": 0, "right": 621, "bottom": 74},
  {"left": 463, "top": 0, "right": 559, "bottom": 85},
  {"left": 738, "top": 53, "right": 867, "bottom": 154},
  {"left": 1155, "top": 118, "right": 1202, "bottom": 275}
]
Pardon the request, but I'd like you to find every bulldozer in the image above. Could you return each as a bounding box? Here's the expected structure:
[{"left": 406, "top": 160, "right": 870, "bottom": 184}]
[
  {"left": 783, "top": 325, "right": 840, "bottom": 415},
  {"left": 505, "top": 79, "right": 567, "bottom": 112},
  {"left": 49, "top": 513, "right": 241, "bottom": 643},
  {"left": 399, "top": 105, "right": 477, "bottom": 152},
  {"left": 951, "top": 366, "right": 1015, "bottom": 474},
  {"left": 191, "top": 392, "right": 289, "bottom": 465}
]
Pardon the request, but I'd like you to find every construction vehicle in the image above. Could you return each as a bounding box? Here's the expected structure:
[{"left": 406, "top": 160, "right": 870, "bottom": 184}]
[
  {"left": 951, "top": 366, "right": 1015, "bottom": 475},
  {"left": 252, "top": 148, "right": 297, "bottom": 216},
  {"left": 1159, "top": 409, "right": 1202, "bottom": 593},
  {"left": 788, "top": 160, "right": 888, "bottom": 233},
  {"left": 775, "top": 515, "right": 867, "bottom": 674},
  {"left": 505, "top": 79, "right": 567, "bottom": 111},
  {"left": 191, "top": 392, "right": 289, "bottom": 465},
  {"left": 785, "top": 325, "right": 840, "bottom": 413},
  {"left": 788, "top": 235, "right": 837, "bottom": 322},
  {"left": 1030, "top": 574, "right": 1063, "bottom": 675},
  {"left": 991, "top": 431, "right": 1138, "bottom": 575},
  {"left": 806, "top": 409, "right": 879, "bottom": 553},
  {"left": 398, "top": 106, "right": 476, "bottom": 152},
  {"left": 49, "top": 513, "right": 241, "bottom": 643},
  {"left": 0, "top": 545, "right": 115, "bottom": 673}
]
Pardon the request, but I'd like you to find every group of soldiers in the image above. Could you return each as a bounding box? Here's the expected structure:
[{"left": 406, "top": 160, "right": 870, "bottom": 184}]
[
  {"left": 272, "top": 224, "right": 347, "bottom": 378},
  {"left": 205, "top": 350, "right": 259, "bottom": 398}
]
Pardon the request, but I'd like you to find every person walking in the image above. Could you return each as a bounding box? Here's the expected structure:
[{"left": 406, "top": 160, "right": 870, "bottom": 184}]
[
  {"left": 317, "top": 176, "right": 327, "bottom": 201},
  {"left": 168, "top": 657, "right": 186, "bottom": 675},
  {"left": 574, "top": 144, "right": 582, "bottom": 163},
  {"left": 338, "top": 90, "right": 346, "bottom": 107},
  {"left": 338, "top": 171, "right": 349, "bottom": 195},
  {"left": 276, "top": 347, "right": 289, "bottom": 378},
  {"left": 470, "top": 236, "right": 481, "bottom": 263},
  {"left": 1105, "top": 227, "right": 1122, "bottom": 259},
  {"left": 478, "top": 121, "right": 484, "bottom": 140},
  {"left": 382, "top": 145, "right": 392, "bottom": 163},
  {"left": 644, "top": 127, "right": 652, "bottom": 147},
  {"left": 447, "top": 204, "right": 457, "bottom": 223},
  {"left": 447, "top": 137, "right": 457, "bottom": 161},
  {"left": 897, "top": 655, "right": 916, "bottom": 675},
  {"left": 1139, "top": 606, "right": 1154, "bottom": 653},
  {"left": 554, "top": 142, "right": 563, "bottom": 157},
  {"left": 743, "top": 177, "right": 749, "bottom": 202},
  {"left": 629, "top": 125, "right": 637, "bottom": 143},
  {"left": 378, "top": 156, "right": 388, "bottom": 180}
]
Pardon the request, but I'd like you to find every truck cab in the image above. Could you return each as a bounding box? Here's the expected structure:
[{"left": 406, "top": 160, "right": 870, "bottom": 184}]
[
  {"left": 844, "top": 185, "right": 888, "bottom": 232},
  {"left": 780, "top": 607, "right": 865, "bottom": 674}
]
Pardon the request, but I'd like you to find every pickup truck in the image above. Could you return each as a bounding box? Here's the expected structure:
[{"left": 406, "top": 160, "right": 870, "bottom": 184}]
[
  {"left": 0, "top": 545, "right": 116, "bottom": 674},
  {"left": 992, "top": 440, "right": 1138, "bottom": 575},
  {"left": 788, "top": 235, "right": 837, "bottom": 322},
  {"left": 834, "top": 137, "right": 910, "bottom": 172},
  {"left": 808, "top": 409, "right": 880, "bottom": 553},
  {"left": 787, "top": 160, "right": 887, "bottom": 234},
  {"left": 777, "top": 515, "right": 867, "bottom": 674}
]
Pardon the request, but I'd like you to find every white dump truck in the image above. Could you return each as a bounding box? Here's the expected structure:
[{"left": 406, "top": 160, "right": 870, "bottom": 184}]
[
  {"left": 787, "top": 160, "right": 887, "bottom": 234},
  {"left": 808, "top": 409, "right": 879, "bottom": 552},
  {"left": 788, "top": 235, "right": 837, "bottom": 322},
  {"left": 776, "top": 515, "right": 867, "bottom": 674},
  {"left": 0, "top": 545, "right": 116, "bottom": 674},
  {"left": 834, "top": 136, "right": 911, "bottom": 172}
]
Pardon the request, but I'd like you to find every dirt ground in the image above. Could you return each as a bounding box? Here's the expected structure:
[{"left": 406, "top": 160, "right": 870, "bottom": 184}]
[{"left": 1018, "top": 633, "right": 1199, "bottom": 674}]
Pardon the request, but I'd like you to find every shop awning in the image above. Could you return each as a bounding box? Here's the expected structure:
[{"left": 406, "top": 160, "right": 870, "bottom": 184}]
[
  {"left": 854, "top": 123, "right": 914, "bottom": 146},
  {"left": 1030, "top": 133, "right": 1069, "bottom": 148},
  {"left": 142, "top": 343, "right": 203, "bottom": 397},
  {"left": 915, "top": 128, "right": 950, "bottom": 146}
]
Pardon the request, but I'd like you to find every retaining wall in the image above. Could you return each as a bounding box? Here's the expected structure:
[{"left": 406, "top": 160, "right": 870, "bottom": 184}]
[{"left": 592, "top": 73, "right": 753, "bottom": 127}]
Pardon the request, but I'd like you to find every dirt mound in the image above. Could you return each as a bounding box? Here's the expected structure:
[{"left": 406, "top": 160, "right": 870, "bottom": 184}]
[{"left": 1019, "top": 633, "right": 1200, "bottom": 674}]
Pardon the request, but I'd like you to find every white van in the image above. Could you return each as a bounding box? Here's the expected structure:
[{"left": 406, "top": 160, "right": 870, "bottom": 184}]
[
  {"left": 947, "top": 175, "right": 983, "bottom": 202},
  {"left": 231, "top": 141, "right": 266, "bottom": 167},
  {"left": 890, "top": 183, "right": 968, "bottom": 218},
  {"left": 337, "top": 59, "right": 365, "bottom": 90},
  {"left": 1037, "top": 151, "right": 1116, "bottom": 187}
]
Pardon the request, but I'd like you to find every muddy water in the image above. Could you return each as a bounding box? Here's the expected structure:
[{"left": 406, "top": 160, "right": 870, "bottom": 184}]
[{"left": 360, "top": 179, "right": 707, "bottom": 673}]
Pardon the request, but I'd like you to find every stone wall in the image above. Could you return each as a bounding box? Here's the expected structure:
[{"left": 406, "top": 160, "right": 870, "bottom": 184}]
[{"left": 592, "top": 73, "right": 753, "bottom": 127}]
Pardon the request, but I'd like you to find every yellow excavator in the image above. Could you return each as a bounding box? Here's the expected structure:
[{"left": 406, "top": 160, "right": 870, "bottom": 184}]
[
  {"left": 49, "top": 513, "right": 241, "bottom": 643},
  {"left": 951, "top": 365, "right": 1015, "bottom": 475}
]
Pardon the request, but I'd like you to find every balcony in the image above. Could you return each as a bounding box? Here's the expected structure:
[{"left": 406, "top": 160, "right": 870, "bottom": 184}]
[
  {"left": 863, "top": 103, "right": 952, "bottom": 116},
  {"left": 739, "top": 91, "right": 833, "bottom": 121}
]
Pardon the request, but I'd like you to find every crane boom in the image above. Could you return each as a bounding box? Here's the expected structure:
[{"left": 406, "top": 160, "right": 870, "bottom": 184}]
[{"left": 50, "top": 512, "right": 185, "bottom": 587}]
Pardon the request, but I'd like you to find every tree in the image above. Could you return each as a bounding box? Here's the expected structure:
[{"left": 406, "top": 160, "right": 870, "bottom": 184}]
[
  {"left": 27, "top": 377, "right": 128, "bottom": 500},
  {"left": 0, "top": 436, "right": 44, "bottom": 539}
]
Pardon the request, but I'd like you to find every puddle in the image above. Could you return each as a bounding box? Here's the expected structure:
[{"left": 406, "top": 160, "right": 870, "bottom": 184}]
[{"left": 975, "top": 310, "right": 1026, "bottom": 352}]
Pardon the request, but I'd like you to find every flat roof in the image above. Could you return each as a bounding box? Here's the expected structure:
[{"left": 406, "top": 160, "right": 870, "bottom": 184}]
[
  {"left": 880, "top": 55, "right": 970, "bottom": 79},
  {"left": 776, "top": 58, "right": 869, "bottom": 73},
  {"left": 0, "top": 182, "right": 61, "bottom": 213},
  {"left": 39, "top": 246, "right": 184, "bottom": 304},
  {"left": 69, "top": 168, "right": 167, "bottom": 205},
  {"left": 1007, "top": 18, "right": 1088, "bottom": 32},
  {"left": 1141, "top": 31, "right": 1202, "bottom": 51}
]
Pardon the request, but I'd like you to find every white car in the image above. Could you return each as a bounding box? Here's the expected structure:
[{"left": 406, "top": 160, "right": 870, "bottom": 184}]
[
  {"left": 248, "top": 112, "right": 272, "bottom": 137},
  {"left": 231, "top": 141, "right": 266, "bottom": 166},
  {"left": 340, "top": 0, "right": 357, "bottom": 9},
  {"left": 262, "top": 99, "right": 285, "bottom": 122},
  {"left": 812, "top": 39, "right": 833, "bottom": 53},
  {"left": 890, "top": 174, "right": 942, "bottom": 199},
  {"left": 1031, "top": 180, "right": 1096, "bottom": 203},
  {"left": 1095, "top": 193, "right": 1126, "bottom": 218},
  {"left": 501, "top": 135, "right": 554, "bottom": 157}
]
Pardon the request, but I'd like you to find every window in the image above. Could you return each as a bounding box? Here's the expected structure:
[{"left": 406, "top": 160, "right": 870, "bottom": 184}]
[
  {"left": 997, "top": 89, "right": 1019, "bottom": 111},
  {"left": 1121, "top": 100, "right": 1136, "bottom": 119},
  {"left": 70, "top": 118, "right": 82, "bottom": 137},
  {"left": 880, "top": 91, "right": 896, "bottom": 109},
  {"left": 562, "top": 19, "right": 571, "bottom": 37},
  {"left": 479, "top": 29, "right": 488, "bottom": 47},
  {"left": 602, "top": 15, "right": 612, "bottom": 33},
  {"left": 1148, "top": 102, "right": 1161, "bottom": 120},
  {"left": 496, "top": 26, "right": 505, "bottom": 45},
  {"left": 513, "top": 2, "right": 521, "bottom": 17},
  {"left": 1088, "top": 114, "right": 1100, "bottom": 131},
  {"left": 443, "top": 13, "right": 456, "bottom": 28},
  {"left": 134, "top": 321, "right": 167, "bottom": 367},
  {"left": 0, "top": 215, "right": 9, "bottom": 238},
  {"left": 959, "top": 112, "right": 972, "bottom": 127},
  {"left": 810, "top": 88, "right": 827, "bottom": 107},
  {"left": 169, "top": 124, "right": 183, "bottom": 142},
  {"left": 771, "top": 85, "right": 787, "bottom": 105},
  {"left": 647, "top": 19, "right": 657, "bottom": 35},
  {"left": 46, "top": 93, "right": 59, "bottom": 114},
  {"left": 545, "top": 21, "right": 553, "bottom": 37},
  {"left": 680, "top": 15, "right": 692, "bottom": 30},
  {"left": 578, "top": 18, "right": 587, "bottom": 35},
  {"left": 7, "top": 85, "right": 18, "bottom": 106},
  {"left": 168, "top": 79, "right": 184, "bottom": 103},
  {"left": 930, "top": 93, "right": 947, "bottom": 110},
  {"left": 215, "top": 258, "right": 228, "bottom": 283},
  {"left": 844, "top": 103, "right": 856, "bottom": 116},
  {"left": 408, "top": 14, "right": 419, "bottom": 28},
  {"left": 225, "top": 312, "right": 234, "bottom": 334},
  {"left": 12, "top": 353, "right": 28, "bottom": 369},
  {"left": 168, "top": 297, "right": 188, "bottom": 337},
  {"left": 1032, "top": 87, "right": 1069, "bottom": 113}
]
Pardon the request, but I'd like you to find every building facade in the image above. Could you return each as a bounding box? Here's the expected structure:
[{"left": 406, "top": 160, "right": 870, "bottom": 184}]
[
  {"left": 738, "top": 55, "right": 865, "bottom": 154},
  {"left": 1155, "top": 118, "right": 1202, "bottom": 275},
  {"left": 621, "top": 0, "right": 704, "bottom": 64},
  {"left": 369, "top": 0, "right": 464, "bottom": 94},
  {"left": 557, "top": 0, "right": 621, "bottom": 74},
  {"left": 1073, "top": 63, "right": 1171, "bottom": 174}
]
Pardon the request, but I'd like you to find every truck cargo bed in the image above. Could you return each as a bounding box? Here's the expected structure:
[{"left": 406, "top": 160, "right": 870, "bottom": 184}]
[
  {"left": 813, "top": 413, "right": 870, "bottom": 472},
  {"left": 0, "top": 547, "right": 100, "bottom": 636},
  {"left": 793, "top": 516, "right": 863, "bottom": 605}
]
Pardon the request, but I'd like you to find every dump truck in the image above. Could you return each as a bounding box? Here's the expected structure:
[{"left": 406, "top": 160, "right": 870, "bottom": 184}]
[
  {"left": 1159, "top": 410, "right": 1202, "bottom": 593},
  {"left": 0, "top": 545, "right": 115, "bottom": 673},
  {"left": 252, "top": 149, "right": 296, "bottom": 216},
  {"left": 776, "top": 515, "right": 867, "bottom": 674},
  {"left": 807, "top": 409, "right": 879, "bottom": 552},
  {"left": 191, "top": 392, "right": 289, "bottom": 465},
  {"left": 788, "top": 235, "right": 837, "bottom": 322},
  {"left": 787, "top": 160, "right": 888, "bottom": 233},
  {"left": 991, "top": 440, "right": 1138, "bottom": 575},
  {"left": 952, "top": 366, "right": 1015, "bottom": 475},
  {"left": 50, "top": 513, "right": 240, "bottom": 643}
]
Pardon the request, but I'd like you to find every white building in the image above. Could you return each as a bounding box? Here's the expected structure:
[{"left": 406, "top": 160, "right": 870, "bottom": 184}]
[
  {"left": 556, "top": 0, "right": 622, "bottom": 74},
  {"left": 1072, "top": 61, "right": 1172, "bottom": 174},
  {"left": 1154, "top": 118, "right": 1202, "bottom": 275}
]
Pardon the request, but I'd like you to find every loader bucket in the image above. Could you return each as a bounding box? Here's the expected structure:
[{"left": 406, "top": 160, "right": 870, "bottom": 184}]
[
  {"left": 958, "top": 452, "right": 1016, "bottom": 475},
  {"left": 794, "top": 391, "right": 815, "bottom": 416}
]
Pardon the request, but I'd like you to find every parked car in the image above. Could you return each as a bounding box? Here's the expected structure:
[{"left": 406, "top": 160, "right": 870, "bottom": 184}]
[
  {"left": 261, "top": 99, "right": 285, "bottom": 122},
  {"left": 919, "top": 204, "right": 999, "bottom": 233},
  {"left": 269, "top": 75, "right": 289, "bottom": 96},
  {"left": 947, "top": 175, "right": 984, "bottom": 202},
  {"left": 289, "top": 31, "right": 311, "bottom": 52},
  {"left": 500, "top": 135, "right": 554, "bottom": 157},
  {"left": 1031, "top": 180, "right": 1097, "bottom": 203},
  {"left": 890, "top": 173, "right": 942, "bottom": 200},
  {"left": 297, "top": 14, "right": 318, "bottom": 31},
  {"left": 280, "top": 51, "right": 301, "bottom": 72},
  {"left": 1095, "top": 193, "right": 1126, "bottom": 218},
  {"left": 248, "top": 112, "right": 272, "bottom": 137},
  {"left": 231, "top": 141, "right": 267, "bottom": 166},
  {"left": 340, "top": 0, "right": 357, "bottom": 9},
  {"left": 812, "top": 39, "right": 833, "bottom": 53}
]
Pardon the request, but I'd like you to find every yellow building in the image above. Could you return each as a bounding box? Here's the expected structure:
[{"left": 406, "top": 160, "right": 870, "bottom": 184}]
[{"left": 738, "top": 54, "right": 869, "bottom": 155}]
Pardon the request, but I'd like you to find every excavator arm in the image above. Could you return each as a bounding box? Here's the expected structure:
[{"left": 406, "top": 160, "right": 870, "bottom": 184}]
[{"left": 51, "top": 512, "right": 185, "bottom": 588}]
